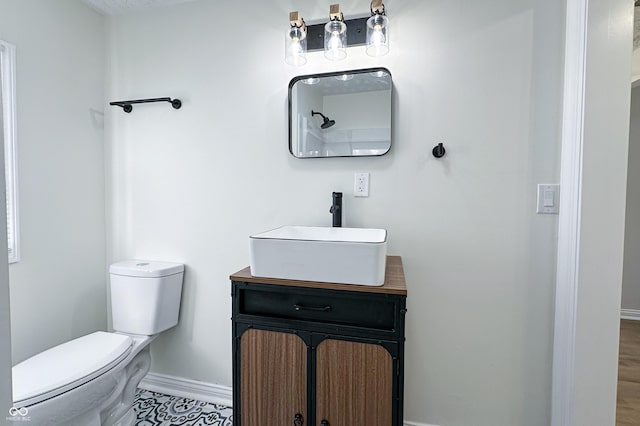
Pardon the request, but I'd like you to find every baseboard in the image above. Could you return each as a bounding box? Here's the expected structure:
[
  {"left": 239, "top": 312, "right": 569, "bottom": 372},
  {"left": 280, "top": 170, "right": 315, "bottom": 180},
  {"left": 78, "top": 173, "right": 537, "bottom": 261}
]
[
  {"left": 139, "top": 372, "right": 233, "bottom": 407},
  {"left": 139, "top": 372, "right": 438, "bottom": 426},
  {"left": 621, "top": 309, "right": 640, "bottom": 320}
]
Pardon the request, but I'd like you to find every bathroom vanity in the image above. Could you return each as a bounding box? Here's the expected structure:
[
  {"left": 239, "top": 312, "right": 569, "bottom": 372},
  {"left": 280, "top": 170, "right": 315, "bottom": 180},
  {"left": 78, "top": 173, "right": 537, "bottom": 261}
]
[{"left": 230, "top": 256, "right": 407, "bottom": 426}]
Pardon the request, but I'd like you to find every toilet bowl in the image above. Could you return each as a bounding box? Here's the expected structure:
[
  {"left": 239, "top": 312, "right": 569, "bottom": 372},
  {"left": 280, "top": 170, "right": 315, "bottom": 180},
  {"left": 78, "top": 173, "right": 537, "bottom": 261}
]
[{"left": 11, "top": 260, "right": 184, "bottom": 426}]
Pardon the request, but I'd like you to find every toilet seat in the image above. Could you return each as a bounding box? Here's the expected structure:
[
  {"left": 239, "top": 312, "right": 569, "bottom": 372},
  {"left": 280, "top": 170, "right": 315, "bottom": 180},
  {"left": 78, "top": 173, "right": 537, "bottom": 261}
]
[{"left": 12, "top": 331, "right": 133, "bottom": 407}]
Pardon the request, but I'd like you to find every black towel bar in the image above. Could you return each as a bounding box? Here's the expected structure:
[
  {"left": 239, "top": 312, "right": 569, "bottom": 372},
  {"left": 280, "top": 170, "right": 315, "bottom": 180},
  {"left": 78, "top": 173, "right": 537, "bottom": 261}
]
[{"left": 109, "top": 97, "right": 182, "bottom": 113}]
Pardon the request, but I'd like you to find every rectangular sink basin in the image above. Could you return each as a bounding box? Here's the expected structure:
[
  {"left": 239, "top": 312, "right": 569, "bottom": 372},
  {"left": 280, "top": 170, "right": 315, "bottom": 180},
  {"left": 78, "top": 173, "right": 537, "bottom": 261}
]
[{"left": 249, "top": 226, "right": 387, "bottom": 286}]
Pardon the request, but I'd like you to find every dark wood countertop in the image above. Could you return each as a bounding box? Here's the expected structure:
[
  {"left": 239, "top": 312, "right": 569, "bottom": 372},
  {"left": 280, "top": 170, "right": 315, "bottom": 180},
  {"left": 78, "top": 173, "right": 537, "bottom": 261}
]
[{"left": 230, "top": 255, "right": 407, "bottom": 295}]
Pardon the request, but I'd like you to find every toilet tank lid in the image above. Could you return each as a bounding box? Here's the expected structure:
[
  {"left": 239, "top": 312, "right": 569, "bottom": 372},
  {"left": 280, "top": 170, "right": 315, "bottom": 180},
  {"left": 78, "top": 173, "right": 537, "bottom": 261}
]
[
  {"left": 12, "top": 332, "right": 133, "bottom": 405},
  {"left": 110, "top": 260, "right": 184, "bottom": 278}
]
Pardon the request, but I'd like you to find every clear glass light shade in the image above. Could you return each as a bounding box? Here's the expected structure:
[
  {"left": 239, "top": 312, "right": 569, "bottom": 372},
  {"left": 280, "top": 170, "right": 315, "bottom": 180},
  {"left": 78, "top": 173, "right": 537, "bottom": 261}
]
[
  {"left": 324, "top": 20, "right": 347, "bottom": 60},
  {"left": 285, "top": 26, "right": 307, "bottom": 66},
  {"left": 366, "top": 14, "right": 389, "bottom": 57}
]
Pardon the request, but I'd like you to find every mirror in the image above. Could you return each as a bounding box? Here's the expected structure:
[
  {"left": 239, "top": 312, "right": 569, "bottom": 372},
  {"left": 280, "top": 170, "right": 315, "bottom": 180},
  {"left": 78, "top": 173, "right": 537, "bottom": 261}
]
[{"left": 289, "top": 67, "right": 392, "bottom": 158}]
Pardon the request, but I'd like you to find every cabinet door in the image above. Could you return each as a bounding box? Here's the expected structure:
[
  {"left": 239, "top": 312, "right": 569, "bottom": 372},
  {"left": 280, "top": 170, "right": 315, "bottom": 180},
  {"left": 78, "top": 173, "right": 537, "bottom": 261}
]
[
  {"left": 316, "top": 339, "right": 393, "bottom": 426},
  {"left": 240, "top": 329, "right": 307, "bottom": 426}
]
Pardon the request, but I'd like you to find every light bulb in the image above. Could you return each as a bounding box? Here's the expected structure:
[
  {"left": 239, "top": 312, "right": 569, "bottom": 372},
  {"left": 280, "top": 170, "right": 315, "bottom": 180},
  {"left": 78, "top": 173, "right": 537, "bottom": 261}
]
[
  {"left": 371, "top": 25, "right": 385, "bottom": 45},
  {"left": 328, "top": 33, "right": 342, "bottom": 50},
  {"left": 288, "top": 42, "right": 304, "bottom": 65}
]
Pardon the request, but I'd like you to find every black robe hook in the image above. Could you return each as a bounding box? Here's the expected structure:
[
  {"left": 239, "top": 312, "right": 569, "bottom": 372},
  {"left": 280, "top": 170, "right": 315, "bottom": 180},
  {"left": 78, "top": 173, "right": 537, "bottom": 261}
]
[{"left": 432, "top": 143, "right": 446, "bottom": 158}]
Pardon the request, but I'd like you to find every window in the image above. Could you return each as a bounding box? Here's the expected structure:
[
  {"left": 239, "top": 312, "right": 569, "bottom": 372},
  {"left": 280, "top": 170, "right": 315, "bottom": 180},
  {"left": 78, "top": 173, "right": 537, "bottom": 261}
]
[{"left": 0, "top": 40, "right": 19, "bottom": 263}]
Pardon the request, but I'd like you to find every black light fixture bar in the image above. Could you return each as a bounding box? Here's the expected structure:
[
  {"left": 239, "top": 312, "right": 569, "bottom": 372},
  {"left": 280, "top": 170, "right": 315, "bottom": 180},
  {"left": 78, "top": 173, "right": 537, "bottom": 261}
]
[
  {"left": 109, "top": 97, "right": 182, "bottom": 113},
  {"left": 306, "top": 16, "right": 368, "bottom": 51}
]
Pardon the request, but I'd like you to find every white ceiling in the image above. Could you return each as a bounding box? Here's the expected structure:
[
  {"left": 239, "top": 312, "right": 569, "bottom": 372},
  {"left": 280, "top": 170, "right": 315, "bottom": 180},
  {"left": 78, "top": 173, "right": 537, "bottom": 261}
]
[{"left": 81, "top": 0, "right": 199, "bottom": 15}]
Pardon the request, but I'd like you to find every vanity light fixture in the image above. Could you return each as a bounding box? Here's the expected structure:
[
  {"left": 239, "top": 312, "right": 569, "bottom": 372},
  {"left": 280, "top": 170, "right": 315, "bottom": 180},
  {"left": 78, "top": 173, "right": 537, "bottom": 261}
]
[
  {"left": 285, "top": 2, "right": 390, "bottom": 66},
  {"left": 285, "top": 11, "right": 307, "bottom": 66},
  {"left": 324, "top": 4, "right": 347, "bottom": 61},
  {"left": 366, "top": 0, "right": 389, "bottom": 57}
]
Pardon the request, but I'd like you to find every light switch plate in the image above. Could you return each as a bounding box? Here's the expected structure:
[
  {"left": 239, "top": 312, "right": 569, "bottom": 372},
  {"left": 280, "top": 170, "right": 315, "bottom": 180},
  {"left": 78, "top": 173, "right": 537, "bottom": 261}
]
[{"left": 537, "top": 184, "right": 560, "bottom": 214}]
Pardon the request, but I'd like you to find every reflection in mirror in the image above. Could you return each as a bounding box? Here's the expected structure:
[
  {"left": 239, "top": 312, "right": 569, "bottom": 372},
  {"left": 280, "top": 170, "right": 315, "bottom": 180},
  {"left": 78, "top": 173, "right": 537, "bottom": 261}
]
[{"left": 289, "top": 68, "right": 392, "bottom": 158}]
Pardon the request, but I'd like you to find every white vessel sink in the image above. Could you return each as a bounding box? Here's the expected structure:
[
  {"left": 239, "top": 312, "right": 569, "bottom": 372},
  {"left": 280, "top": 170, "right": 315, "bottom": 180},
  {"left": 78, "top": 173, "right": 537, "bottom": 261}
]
[{"left": 249, "top": 226, "right": 387, "bottom": 286}]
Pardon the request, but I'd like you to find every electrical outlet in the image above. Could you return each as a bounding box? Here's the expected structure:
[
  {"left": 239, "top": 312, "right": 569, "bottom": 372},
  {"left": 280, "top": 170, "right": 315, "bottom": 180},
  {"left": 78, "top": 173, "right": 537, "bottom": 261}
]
[{"left": 354, "top": 172, "right": 370, "bottom": 197}]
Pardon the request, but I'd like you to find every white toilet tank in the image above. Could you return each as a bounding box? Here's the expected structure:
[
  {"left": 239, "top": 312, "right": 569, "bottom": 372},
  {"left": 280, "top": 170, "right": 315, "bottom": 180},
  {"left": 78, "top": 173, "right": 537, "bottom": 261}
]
[{"left": 110, "top": 260, "right": 184, "bottom": 335}]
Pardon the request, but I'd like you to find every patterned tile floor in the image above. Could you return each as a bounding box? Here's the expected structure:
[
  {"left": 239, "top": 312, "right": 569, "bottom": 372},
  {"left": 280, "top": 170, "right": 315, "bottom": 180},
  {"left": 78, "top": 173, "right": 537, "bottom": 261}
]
[{"left": 134, "top": 389, "right": 233, "bottom": 425}]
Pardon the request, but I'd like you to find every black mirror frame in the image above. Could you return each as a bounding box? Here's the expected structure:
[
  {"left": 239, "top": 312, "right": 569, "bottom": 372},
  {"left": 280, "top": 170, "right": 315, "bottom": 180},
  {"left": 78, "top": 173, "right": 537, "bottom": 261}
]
[{"left": 288, "top": 67, "right": 392, "bottom": 159}]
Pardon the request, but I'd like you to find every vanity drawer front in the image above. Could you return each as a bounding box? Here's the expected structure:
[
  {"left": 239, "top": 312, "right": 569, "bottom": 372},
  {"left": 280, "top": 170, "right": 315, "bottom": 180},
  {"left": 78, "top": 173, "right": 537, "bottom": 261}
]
[{"left": 237, "top": 284, "right": 397, "bottom": 331}]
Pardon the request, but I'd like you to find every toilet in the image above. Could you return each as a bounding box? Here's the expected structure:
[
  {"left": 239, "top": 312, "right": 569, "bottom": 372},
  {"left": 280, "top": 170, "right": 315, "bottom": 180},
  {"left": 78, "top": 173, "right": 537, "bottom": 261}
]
[{"left": 11, "top": 260, "right": 184, "bottom": 426}]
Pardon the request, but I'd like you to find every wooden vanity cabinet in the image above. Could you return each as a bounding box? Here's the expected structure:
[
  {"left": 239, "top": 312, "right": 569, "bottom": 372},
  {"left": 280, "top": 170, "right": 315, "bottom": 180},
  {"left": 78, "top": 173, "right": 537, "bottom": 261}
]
[{"left": 231, "top": 256, "right": 407, "bottom": 426}]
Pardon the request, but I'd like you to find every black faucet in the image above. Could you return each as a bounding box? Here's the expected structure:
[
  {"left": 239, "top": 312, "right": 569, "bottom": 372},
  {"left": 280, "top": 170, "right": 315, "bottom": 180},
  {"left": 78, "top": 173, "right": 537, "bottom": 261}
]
[{"left": 330, "top": 192, "right": 342, "bottom": 227}]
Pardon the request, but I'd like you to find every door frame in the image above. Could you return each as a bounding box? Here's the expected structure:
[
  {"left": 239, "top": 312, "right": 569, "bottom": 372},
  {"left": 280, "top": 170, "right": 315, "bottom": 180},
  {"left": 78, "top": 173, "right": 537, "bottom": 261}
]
[{"left": 552, "top": 0, "right": 632, "bottom": 424}]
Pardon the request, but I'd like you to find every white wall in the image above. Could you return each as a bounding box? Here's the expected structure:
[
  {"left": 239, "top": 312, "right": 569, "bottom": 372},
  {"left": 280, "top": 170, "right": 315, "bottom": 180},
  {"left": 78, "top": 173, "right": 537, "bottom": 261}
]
[
  {"left": 0, "top": 0, "right": 107, "bottom": 364},
  {"left": 106, "top": 0, "right": 564, "bottom": 424},
  {"left": 622, "top": 85, "right": 640, "bottom": 311}
]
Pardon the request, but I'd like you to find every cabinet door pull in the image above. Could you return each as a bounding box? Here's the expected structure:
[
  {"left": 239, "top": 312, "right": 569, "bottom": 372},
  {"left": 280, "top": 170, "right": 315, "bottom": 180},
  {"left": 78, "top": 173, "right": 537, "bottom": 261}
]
[
  {"left": 294, "top": 413, "right": 304, "bottom": 425},
  {"left": 293, "top": 304, "right": 332, "bottom": 312},
  {"left": 320, "top": 420, "right": 330, "bottom": 426}
]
